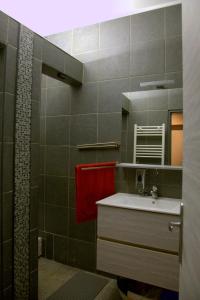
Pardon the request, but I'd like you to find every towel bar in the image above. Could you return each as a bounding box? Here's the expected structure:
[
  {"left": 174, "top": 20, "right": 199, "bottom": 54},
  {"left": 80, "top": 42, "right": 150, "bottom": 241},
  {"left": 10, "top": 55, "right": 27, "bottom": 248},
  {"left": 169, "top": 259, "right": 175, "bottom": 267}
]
[
  {"left": 76, "top": 142, "right": 120, "bottom": 150},
  {"left": 81, "top": 166, "right": 115, "bottom": 171}
]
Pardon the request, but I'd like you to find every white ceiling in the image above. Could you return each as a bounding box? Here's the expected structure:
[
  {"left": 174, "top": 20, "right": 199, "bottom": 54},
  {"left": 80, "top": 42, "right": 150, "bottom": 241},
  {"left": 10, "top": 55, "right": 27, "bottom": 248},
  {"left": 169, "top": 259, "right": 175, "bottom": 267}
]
[{"left": 0, "top": 0, "right": 181, "bottom": 36}]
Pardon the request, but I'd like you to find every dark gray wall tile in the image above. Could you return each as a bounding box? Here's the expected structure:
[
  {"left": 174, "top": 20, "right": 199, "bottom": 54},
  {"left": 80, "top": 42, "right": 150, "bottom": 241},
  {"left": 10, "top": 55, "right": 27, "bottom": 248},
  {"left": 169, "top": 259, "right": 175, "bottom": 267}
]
[
  {"left": 128, "top": 91, "right": 149, "bottom": 112},
  {"left": 64, "top": 55, "right": 83, "bottom": 83},
  {"left": 168, "top": 88, "right": 183, "bottom": 110},
  {"left": 54, "top": 235, "right": 69, "bottom": 264},
  {"left": 69, "top": 147, "right": 97, "bottom": 177},
  {"left": 31, "top": 144, "right": 40, "bottom": 187},
  {"left": 30, "top": 188, "right": 39, "bottom": 230},
  {"left": 45, "top": 204, "right": 68, "bottom": 236},
  {"left": 45, "top": 233, "right": 53, "bottom": 259},
  {"left": 68, "top": 178, "right": 75, "bottom": 208},
  {"left": 70, "top": 114, "right": 97, "bottom": 146},
  {"left": 8, "top": 18, "right": 19, "bottom": 48},
  {"left": 100, "top": 16, "right": 130, "bottom": 49},
  {"left": 98, "top": 113, "right": 121, "bottom": 142},
  {"left": 3, "top": 285, "right": 13, "bottom": 299},
  {"left": 3, "top": 143, "right": 14, "bottom": 193},
  {"left": 159, "top": 170, "right": 182, "bottom": 186},
  {"left": 73, "top": 24, "right": 99, "bottom": 54},
  {"left": 166, "top": 36, "right": 182, "bottom": 72},
  {"left": 77, "top": 51, "right": 100, "bottom": 83},
  {"left": 39, "top": 202, "right": 44, "bottom": 231},
  {"left": 43, "top": 39, "right": 65, "bottom": 73},
  {"left": 0, "top": 93, "right": 3, "bottom": 141},
  {"left": 40, "top": 119, "right": 45, "bottom": 146},
  {"left": 3, "top": 240, "right": 12, "bottom": 289},
  {"left": 45, "top": 146, "right": 68, "bottom": 176},
  {"left": 39, "top": 175, "right": 45, "bottom": 202},
  {"left": 165, "top": 72, "right": 183, "bottom": 88},
  {"left": 130, "top": 39, "right": 165, "bottom": 76},
  {"left": 0, "top": 11, "right": 8, "bottom": 43},
  {"left": 45, "top": 175, "right": 68, "bottom": 206},
  {"left": 46, "top": 75, "right": 66, "bottom": 88},
  {"left": 130, "top": 111, "right": 148, "bottom": 126},
  {"left": 40, "top": 89, "right": 46, "bottom": 116},
  {"left": 3, "top": 93, "right": 15, "bottom": 142},
  {"left": 131, "top": 9, "right": 164, "bottom": 42},
  {"left": 33, "top": 34, "right": 43, "bottom": 60},
  {"left": 2, "top": 192, "right": 13, "bottom": 241},
  {"left": 158, "top": 184, "right": 182, "bottom": 199},
  {"left": 147, "top": 110, "right": 168, "bottom": 126},
  {"left": 69, "top": 208, "right": 96, "bottom": 242},
  {"left": 32, "top": 58, "right": 42, "bottom": 101},
  {"left": 98, "top": 46, "right": 130, "bottom": 80},
  {"left": 31, "top": 101, "right": 40, "bottom": 144},
  {"left": 71, "top": 83, "right": 98, "bottom": 114},
  {"left": 69, "top": 239, "right": 96, "bottom": 271},
  {"left": 98, "top": 79, "right": 129, "bottom": 113},
  {"left": 30, "top": 269, "right": 38, "bottom": 300},
  {"left": 46, "top": 31, "right": 72, "bottom": 54},
  {"left": 30, "top": 230, "right": 38, "bottom": 271},
  {"left": 165, "top": 4, "right": 182, "bottom": 37},
  {"left": 78, "top": 46, "right": 130, "bottom": 82},
  {"left": 0, "top": 48, "right": 5, "bottom": 92},
  {"left": 5, "top": 45, "right": 17, "bottom": 94},
  {"left": 96, "top": 149, "right": 120, "bottom": 163},
  {"left": 46, "top": 86, "right": 70, "bottom": 116},
  {"left": 46, "top": 116, "right": 69, "bottom": 145},
  {"left": 147, "top": 90, "right": 168, "bottom": 110}
]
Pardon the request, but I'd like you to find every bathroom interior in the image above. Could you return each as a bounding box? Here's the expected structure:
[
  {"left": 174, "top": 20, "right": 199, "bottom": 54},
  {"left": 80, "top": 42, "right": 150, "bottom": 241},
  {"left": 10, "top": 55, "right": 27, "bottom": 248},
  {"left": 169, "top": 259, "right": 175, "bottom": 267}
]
[{"left": 0, "top": 0, "right": 200, "bottom": 299}]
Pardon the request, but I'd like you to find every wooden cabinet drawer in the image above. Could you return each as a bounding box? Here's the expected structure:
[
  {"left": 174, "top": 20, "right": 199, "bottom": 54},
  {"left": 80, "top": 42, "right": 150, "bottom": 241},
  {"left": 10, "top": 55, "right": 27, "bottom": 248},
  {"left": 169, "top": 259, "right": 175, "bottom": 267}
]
[
  {"left": 97, "top": 239, "right": 179, "bottom": 291},
  {"left": 97, "top": 206, "right": 180, "bottom": 252}
]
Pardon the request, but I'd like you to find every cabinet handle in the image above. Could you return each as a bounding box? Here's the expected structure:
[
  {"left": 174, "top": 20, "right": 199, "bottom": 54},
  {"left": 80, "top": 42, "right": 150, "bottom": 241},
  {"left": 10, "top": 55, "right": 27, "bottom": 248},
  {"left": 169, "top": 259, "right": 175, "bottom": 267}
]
[
  {"left": 169, "top": 203, "right": 184, "bottom": 264},
  {"left": 168, "top": 221, "right": 181, "bottom": 232}
]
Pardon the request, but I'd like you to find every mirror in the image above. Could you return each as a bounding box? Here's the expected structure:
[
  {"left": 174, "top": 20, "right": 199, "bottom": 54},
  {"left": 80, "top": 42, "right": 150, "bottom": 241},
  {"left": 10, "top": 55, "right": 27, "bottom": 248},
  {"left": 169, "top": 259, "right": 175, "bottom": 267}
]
[{"left": 121, "top": 85, "right": 183, "bottom": 166}]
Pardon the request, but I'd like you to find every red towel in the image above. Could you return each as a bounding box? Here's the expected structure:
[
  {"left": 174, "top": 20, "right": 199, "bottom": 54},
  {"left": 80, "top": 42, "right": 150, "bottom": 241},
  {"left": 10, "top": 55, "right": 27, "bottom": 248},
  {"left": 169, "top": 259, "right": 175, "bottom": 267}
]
[{"left": 75, "top": 162, "right": 116, "bottom": 223}]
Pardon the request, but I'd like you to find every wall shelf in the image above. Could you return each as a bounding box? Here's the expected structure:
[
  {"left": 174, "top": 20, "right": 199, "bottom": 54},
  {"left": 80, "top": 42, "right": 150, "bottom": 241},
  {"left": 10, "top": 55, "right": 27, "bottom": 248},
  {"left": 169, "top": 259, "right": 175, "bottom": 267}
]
[{"left": 117, "top": 163, "right": 182, "bottom": 171}]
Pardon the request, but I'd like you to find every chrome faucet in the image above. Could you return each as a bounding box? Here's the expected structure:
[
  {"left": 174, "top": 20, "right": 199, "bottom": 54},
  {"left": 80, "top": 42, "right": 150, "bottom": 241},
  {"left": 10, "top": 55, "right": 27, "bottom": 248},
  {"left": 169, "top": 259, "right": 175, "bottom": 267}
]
[{"left": 150, "top": 185, "right": 158, "bottom": 199}]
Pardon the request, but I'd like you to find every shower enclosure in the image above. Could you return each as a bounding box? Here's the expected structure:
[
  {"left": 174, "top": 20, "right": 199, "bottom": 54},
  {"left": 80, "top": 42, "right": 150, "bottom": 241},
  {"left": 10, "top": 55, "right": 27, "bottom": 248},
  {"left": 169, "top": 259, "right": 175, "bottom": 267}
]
[{"left": 0, "top": 10, "right": 83, "bottom": 299}]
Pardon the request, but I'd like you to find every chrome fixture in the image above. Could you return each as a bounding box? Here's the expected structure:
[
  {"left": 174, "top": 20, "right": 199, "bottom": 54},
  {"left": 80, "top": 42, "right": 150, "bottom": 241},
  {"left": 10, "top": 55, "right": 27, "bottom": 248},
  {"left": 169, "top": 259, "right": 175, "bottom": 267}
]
[
  {"left": 150, "top": 185, "right": 158, "bottom": 199},
  {"left": 168, "top": 221, "right": 181, "bottom": 232}
]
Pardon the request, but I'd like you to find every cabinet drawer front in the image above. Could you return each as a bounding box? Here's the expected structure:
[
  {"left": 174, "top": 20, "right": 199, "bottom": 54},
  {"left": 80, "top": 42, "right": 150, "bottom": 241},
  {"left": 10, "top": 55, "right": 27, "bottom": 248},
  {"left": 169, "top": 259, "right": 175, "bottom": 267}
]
[
  {"left": 97, "top": 239, "right": 179, "bottom": 291},
  {"left": 98, "top": 206, "right": 180, "bottom": 252}
]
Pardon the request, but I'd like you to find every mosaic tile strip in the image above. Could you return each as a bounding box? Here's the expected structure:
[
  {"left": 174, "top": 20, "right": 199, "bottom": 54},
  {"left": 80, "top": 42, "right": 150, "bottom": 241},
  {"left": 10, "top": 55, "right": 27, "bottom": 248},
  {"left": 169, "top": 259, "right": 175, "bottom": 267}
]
[{"left": 14, "top": 25, "right": 33, "bottom": 299}]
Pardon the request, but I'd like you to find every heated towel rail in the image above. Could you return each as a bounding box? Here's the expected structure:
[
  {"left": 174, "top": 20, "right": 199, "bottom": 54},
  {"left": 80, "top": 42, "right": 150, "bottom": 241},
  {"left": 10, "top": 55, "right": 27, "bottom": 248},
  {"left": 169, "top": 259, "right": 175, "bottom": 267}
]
[{"left": 133, "top": 124, "right": 165, "bottom": 165}]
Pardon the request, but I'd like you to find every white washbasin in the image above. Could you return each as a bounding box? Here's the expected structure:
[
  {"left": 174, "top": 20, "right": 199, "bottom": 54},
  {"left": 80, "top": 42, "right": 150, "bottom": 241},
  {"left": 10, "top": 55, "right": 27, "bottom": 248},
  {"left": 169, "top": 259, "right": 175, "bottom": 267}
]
[{"left": 97, "top": 193, "right": 181, "bottom": 215}]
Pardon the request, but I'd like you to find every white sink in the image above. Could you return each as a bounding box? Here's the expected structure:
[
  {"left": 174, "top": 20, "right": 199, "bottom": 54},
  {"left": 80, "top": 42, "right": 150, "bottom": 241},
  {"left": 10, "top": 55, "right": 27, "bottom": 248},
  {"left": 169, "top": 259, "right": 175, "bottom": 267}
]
[{"left": 97, "top": 193, "right": 181, "bottom": 215}]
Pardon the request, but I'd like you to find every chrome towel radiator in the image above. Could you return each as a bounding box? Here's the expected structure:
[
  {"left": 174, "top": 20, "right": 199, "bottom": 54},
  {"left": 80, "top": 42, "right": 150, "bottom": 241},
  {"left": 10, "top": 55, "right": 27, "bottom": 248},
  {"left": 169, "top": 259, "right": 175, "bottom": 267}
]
[{"left": 133, "top": 124, "right": 165, "bottom": 165}]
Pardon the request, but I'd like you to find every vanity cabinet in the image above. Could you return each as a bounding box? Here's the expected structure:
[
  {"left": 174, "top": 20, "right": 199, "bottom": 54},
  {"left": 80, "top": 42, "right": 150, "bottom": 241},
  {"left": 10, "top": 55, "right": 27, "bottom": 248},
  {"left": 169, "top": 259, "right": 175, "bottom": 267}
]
[{"left": 96, "top": 196, "right": 181, "bottom": 291}]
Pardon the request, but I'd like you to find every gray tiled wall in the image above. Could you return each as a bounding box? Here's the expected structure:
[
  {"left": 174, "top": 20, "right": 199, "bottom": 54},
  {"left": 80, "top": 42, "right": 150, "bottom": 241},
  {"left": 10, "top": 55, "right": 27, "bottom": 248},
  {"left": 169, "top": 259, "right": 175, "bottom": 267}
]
[
  {"left": 42, "top": 4, "right": 182, "bottom": 272},
  {"left": 39, "top": 73, "right": 97, "bottom": 272},
  {"left": 0, "top": 13, "right": 19, "bottom": 298}
]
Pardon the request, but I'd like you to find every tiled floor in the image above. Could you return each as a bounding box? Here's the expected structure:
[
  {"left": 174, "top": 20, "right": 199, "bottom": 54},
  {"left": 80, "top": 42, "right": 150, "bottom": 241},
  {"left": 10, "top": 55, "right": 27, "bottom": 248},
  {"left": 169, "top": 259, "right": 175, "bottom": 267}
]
[
  {"left": 38, "top": 257, "right": 121, "bottom": 300},
  {"left": 38, "top": 258, "right": 79, "bottom": 299}
]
